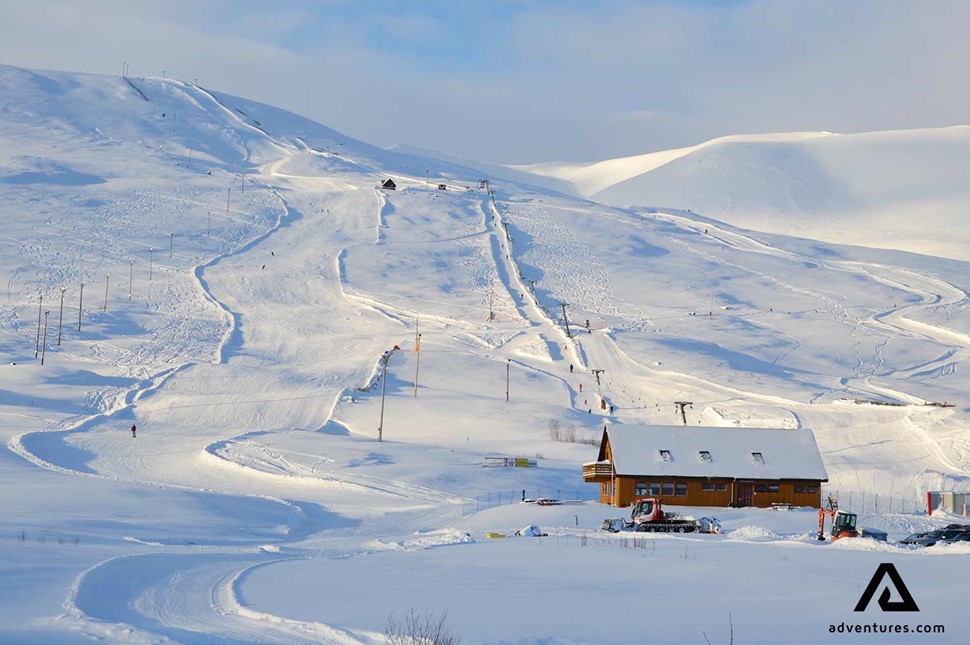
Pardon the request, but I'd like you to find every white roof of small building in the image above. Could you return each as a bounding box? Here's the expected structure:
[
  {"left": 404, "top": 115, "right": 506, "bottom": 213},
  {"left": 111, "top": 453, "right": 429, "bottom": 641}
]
[{"left": 604, "top": 425, "right": 827, "bottom": 481}]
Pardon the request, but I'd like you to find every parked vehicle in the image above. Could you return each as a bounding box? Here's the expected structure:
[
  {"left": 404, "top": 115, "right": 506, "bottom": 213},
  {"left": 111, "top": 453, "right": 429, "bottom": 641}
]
[{"left": 901, "top": 526, "right": 970, "bottom": 547}]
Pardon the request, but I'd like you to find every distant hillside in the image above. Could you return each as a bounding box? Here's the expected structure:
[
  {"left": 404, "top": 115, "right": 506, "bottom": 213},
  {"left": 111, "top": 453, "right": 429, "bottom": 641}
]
[{"left": 515, "top": 127, "right": 970, "bottom": 260}]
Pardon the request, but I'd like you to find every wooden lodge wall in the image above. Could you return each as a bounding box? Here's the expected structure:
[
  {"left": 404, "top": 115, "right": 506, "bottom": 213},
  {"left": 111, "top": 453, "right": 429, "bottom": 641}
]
[{"left": 599, "top": 476, "right": 822, "bottom": 508}]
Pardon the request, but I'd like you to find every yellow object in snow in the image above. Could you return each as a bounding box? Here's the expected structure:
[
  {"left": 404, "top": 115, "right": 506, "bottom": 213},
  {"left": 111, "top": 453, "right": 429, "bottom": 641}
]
[{"left": 485, "top": 532, "right": 507, "bottom": 539}]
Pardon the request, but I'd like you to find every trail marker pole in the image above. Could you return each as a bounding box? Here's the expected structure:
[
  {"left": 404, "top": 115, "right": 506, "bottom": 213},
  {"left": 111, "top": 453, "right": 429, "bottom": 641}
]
[
  {"left": 57, "top": 287, "right": 65, "bottom": 345},
  {"left": 149, "top": 249, "right": 154, "bottom": 281},
  {"left": 103, "top": 274, "right": 109, "bottom": 311},
  {"left": 506, "top": 359, "right": 511, "bottom": 402},
  {"left": 413, "top": 333, "right": 421, "bottom": 398},
  {"left": 128, "top": 261, "right": 133, "bottom": 300},
  {"left": 207, "top": 210, "right": 211, "bottom": 235},
  {"left": 78, "top": 283, "right": 84, "bottom": 331},
  {"left": 40, "top": 311, "right": 49, "bottom": 365},
  {"left": 34, "top": 295, "right": 43, "bottom": 358},
  {"left": 226, "top": 187, "right": 231, "bottom": 215},
  {"left": 170, "top": 232, "right": 174, "bottom": 258}
]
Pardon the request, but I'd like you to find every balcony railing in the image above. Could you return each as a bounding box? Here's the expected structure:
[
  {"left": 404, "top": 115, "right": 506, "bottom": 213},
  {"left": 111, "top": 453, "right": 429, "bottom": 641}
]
[{"left": 583, "top": 461, "right": 613, "bottom": 481}]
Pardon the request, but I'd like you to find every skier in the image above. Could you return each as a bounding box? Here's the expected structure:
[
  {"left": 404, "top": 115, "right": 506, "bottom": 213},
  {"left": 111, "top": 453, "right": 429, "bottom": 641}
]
[
  {"left": 569, "top": 364, "right": 574, "bottom": 374},
  {"left": 131, "top": 424, "right": 137, "bottom": 439},
  {"left": 579, "top": 383, "right": 583, "bottom": 392},
  {"left": 610, "top": 405, "right": 615, "bottom": 415}
]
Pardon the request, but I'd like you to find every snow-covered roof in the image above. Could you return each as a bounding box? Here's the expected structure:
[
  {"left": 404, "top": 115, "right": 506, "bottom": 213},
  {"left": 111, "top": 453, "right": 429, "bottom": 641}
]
[{"left": 605, "top": 425, "right": 827, "bottom": 481}]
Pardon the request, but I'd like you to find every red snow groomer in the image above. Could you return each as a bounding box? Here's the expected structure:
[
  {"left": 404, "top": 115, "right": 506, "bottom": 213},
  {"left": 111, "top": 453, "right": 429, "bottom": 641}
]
[{"left": 629, "top": 497, "right": 701, "bottom": 532}]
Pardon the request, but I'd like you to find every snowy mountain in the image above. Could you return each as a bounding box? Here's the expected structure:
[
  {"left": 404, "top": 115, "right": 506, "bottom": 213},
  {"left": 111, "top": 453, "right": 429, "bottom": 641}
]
[
  {"left": 1, "top": 64, "right": 968, "bottom": 643},
  {"left": 517, "top": 128, "right": 970, "bottom": 260}
]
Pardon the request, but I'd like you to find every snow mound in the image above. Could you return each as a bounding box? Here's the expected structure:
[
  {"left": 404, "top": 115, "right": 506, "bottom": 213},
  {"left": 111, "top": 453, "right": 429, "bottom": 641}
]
[
  {"left": 828, "top": 537, "right": 905, "bottom": 552},
  {"left": 729, "top": 525, "right": 780, "bottom": 540}
]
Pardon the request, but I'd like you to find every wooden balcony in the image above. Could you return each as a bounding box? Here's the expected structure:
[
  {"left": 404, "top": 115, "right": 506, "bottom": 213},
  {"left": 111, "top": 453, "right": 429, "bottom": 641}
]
[{"left": 583, "top": 461, "right": 613, "bottom": 482}]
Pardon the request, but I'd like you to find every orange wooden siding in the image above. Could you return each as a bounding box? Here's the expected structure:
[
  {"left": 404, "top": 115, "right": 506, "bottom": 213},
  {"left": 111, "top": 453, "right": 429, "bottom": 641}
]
[{"left": 600, "top": 477, "right": 822, "bottom": 508}]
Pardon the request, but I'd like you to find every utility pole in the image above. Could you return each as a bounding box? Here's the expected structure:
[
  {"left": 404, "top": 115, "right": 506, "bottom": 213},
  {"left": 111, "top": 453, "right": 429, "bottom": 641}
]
[
  {"left": 413, "top": 333, "right": 421, "bottom": 397},
  {"left": 78, "top": 283, "right": 84, "bottom": 331},
  {"left": 149, "top": 249, "right": 154, "bottom": 281},
  {"left": 207, "top": 210, "right": 211, "bottom": 236},
  {"left": 129, "top": 260, "right": 133, "bottom": 300},
  {"left": 592, "top": 369, "right": 606, "bottom": 411},
  {"left": 377, "top": 346, "right": 399, "bottom": 442},
  {"left": 226, "top": 186, "right": 231, "bottom": 215},
  {"left": 34, "top": 295, "right": 43, "bottom": 358},
  {"left": 170, "top": 232, "right": 174, "bottom": 258},
  {"left": 675, "top": 401, "right": 693, "bottom": 425},
  {"left": 57, "top": 287, "right": 65, "bottom": 345},
  {"left": 560, "top": 303, "right": 572, "bottom": 338},
  {"left": 103, "top": 274, "right": 109, "bottom": 311},
  {"left": 506, "top": 359, "right": 511, "bottom": 402},
  {"left": 40, "top": 311, "right": 49, "bottom": 365}
]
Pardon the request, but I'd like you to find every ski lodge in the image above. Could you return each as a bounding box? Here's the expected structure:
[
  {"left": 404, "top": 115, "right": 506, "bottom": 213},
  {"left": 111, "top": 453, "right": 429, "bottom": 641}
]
[{"left": 583, "top": 425, "right": 828, "bottom": 508}]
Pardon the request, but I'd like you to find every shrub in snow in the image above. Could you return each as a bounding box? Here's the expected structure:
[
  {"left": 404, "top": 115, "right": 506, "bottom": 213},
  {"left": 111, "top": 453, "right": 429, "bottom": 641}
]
[{"left": 385, "top": 609, "right": 460, "bottom": 645}]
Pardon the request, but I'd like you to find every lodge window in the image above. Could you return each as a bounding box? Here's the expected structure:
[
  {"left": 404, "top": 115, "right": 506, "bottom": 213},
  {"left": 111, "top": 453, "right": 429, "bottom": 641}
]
[
  {"left": 662, "top": 482, "right": 674, "bottom": 496},
  {"left": 755, "top": 484, "right": 768, "bottom": 493},
  {"left": 603, "top": 483, "right": 613, "bottom": 496},
  {"left": 767, "top": 484, "right": 779, "bottom": 493},
  {"left": 715, "top": 483, "right": 727, "bottom": 492},
  {"left": 702, "top": 482, "right": 714, "bottom": 492},
  {"left": 649, "top": 482, "right": 661, "bottom": 496},
  {"left": 808, "top": 485, "right": 819, "bottom": 494},
  {"left": 795, "top": 484, "right": 807, "bottom": 493},
  {"left": 675, "top": 483, "right": 688, "bottom": 496},
  {"left": 635, "top": 482, "right": 647, "bottom": 496}
]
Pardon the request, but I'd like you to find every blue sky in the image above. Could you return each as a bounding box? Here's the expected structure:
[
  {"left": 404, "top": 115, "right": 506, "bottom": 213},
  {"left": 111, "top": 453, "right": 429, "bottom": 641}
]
[{"left": 2, "top": 0, "right": 968, "bottom": 163}]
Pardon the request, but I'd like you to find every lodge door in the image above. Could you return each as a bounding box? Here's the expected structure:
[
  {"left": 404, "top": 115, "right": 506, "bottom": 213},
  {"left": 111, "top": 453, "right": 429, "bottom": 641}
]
[{"left": 738, "top": 482, "right": 753, "bottom": 507}]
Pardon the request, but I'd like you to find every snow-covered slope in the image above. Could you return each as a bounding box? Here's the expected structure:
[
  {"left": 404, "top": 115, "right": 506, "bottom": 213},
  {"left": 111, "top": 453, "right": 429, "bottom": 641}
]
[
  {"left": 514, "top": 131, "right": 835, "bottom": 197},
  {"left": 520, "top": 127, "right": 970, "bottom": 260},
  {"left": 1, "top": 65, "right": 969, "bottom": 644}
]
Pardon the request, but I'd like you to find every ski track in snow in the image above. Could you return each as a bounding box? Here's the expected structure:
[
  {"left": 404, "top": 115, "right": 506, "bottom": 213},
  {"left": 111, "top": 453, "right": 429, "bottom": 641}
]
[{"left": 6, "top": 84, "right": 484, "bottom": 642}]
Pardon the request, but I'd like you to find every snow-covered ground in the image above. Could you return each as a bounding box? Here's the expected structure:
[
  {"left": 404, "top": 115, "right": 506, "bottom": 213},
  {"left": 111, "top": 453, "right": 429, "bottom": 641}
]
[{"left": 1, "top": 64, "right": 968, "bottom": 643}]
